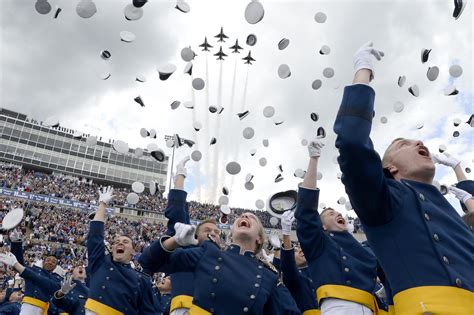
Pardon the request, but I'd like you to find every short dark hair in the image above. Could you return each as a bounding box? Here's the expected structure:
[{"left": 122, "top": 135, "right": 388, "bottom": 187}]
[
  {"left": 320, "top": 207, "right": 336, "bottom": 225},
  {"left": 462, "top": 212, "right": 474, "bottom": 232},
  {"left": 196, "top": 219, "right": 218, "bottom": 235}
]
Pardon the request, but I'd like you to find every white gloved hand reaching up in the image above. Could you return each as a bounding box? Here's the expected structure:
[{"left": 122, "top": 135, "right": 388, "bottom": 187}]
[
  {"left": 281, "top": 211, "right": 295, "bottom": 236},
  {"left": 173, "top": 223, "right": 199, "bottom": 247},
  {"left": 353, "top": 42, "right": 384, "bottom": 80},
  {"left": 308, "top": 138, "right": 325, "bottom": 158}
]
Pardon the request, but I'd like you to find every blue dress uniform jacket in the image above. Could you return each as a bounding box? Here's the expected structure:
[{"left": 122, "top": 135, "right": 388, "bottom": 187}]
[
  {"left": 155, "top": 189, "right": 196, "bottom": 312},
  {"left": 10, "top": 241, "right": 63, "bottom": 313},
  {"left": 333, "top": 83, "right": 474, "bottom": 314},
  {"left": 140, "top": 238, "right": 301, "bottom": 315},
  {"left": 0, "top": 302, "right": 21, "bottom": 315},
  {"left": 295, "top": 187, "right": 379, "bottom": 312},
  {"left": 153, "top": 291, "right": 171, "bottom": 315},
  {"left": 280, "top": 248, "right": 319, "bottom": 314},
  {"left": 53, "top": 280, "right": 89, "bottom": 315},
  {"left": 85, "top": 221, "right": 156, "bottom": 315}
]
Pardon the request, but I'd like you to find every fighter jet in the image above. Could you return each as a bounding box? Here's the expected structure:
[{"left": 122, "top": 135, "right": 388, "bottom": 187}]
[
  {"left": 229, "top": 39, "right": 244, "bottom": 53},
  {"left": 242, "top": 51, "right": 256, "bottom": 64},
  {"left": 199, "top": 37, "right": 213, "bottom": 51},
  {"left": 214, "top": 27, "right": 229, "bottom": 42},
  {"left": 214, "top": 46, "right": 228, "bottom": 60}
]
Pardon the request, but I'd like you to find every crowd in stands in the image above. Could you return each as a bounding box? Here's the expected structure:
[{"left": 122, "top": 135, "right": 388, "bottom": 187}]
[{"left": 1, "top": 163, "right": 337, "bottom": 229}]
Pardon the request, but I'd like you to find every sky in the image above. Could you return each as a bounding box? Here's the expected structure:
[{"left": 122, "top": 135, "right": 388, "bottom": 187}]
[{"left": 0, "top": 0, "right": 472, "bottom": 217}]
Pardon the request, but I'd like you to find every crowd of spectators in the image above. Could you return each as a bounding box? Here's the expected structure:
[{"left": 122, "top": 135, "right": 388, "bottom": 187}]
[{"left": 0, "top": 162, "right": 360, "bottom": 232}]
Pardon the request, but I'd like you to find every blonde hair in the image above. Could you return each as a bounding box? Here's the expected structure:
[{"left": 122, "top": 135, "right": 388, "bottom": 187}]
[
  {"left": 382, "top": 138, "right": 405, "bottom": 168},
  {"left": 254, "top": 216, "right": 265, "bottom": 254}
]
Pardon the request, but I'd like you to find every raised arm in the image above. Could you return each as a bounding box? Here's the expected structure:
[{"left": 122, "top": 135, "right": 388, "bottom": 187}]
[
  {"left": 280, "top": 211, "right": 299, "bottom": 282},
  {"left": 333, "top": 42, "right": 394, "bottom": 226},
  {"left": 295, "top": 138, "right": 325, "bottom": 261},
  {"left": 432, "top": 152, "right": 467, "bottom": 182},
  {"left": 9, "top": 230, "right": 25, "bottom": 266},
  {"left": 138, "top": 223, "right": 201, "bottom": 274},
  {"left": 449, "top": 186, "right": 474, "bottom": 213},
  {"left": 88, "top": 186, "right": 114, "bottom": 273},
  {"left": 165, "top": 156, "right": 190, "bottom": 236}
]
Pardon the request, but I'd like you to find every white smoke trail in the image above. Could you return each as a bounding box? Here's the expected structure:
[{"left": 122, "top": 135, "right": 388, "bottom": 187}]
[{"left": 212, "top": 60, "right": 224, "bottom": 202}]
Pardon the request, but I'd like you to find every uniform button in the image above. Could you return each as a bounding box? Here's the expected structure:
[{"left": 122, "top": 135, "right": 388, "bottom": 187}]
[
  {"left": 101, "top": 285, "right": 106, "bottom": 289},
  {"left": 250, "top": 294, "right": 256, "bottom": 299},
  {"left": 329, "top": 233, "right": 334, "bottom": 237},
  {"left": 98, "top": 296, "right": 103, "bottom": 300},
  {"left": 106, "top": 276, "right": 110, "bottom": 280},
  {"left": 256, "top": 275, "right": 262, "bottom": 279},
  {"left": 212, "top": 278, "right": 218, "bottom": 283},
  {"left": 243, "top": 307, "right": 249, "bottom": 312},
  {"left": 215, "top": 265, "right": 220, "bottom": 271},
  {"left": 109, "top": 267, "right": 114, "bottom": 271},
  {"left": 210, "top": 292, "right": 215, "bottom": 298},
  {"left": 254, "top": 283, "right": 260, "bottom": 287},
  {"left": 258, "top": 265, "right": 263, "bottom": 269},
  {"left": 455, "top": 278, "right": 462, "bottom": 287},
  {"left": 419, "top": 193, "right": 425, "bottom": 201},
  {"left": 344, "top": 267, "right": 350, "bottom": 272},
  {"left": 217, "top": 257, "right": 223, "bottom": 262},
  {"left": 424, "top": 213, "right": 430, "bottom": 221},
  {"left": 433, "top": 234, "right": 439, "bottom": 242},
  {"left": 442, "top": 256, "right": 449, "bottom": 265},
  {"left": 346, "top": 280, "right": 351, "bottom": 285},
  {"left": 342, "top": 256, "right": 347, "bottom": 260}
]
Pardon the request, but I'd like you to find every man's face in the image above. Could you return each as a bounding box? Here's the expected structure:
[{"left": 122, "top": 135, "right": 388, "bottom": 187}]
[
  {"left": 43, "top": 256, "right": 58, "bottom": 272},
  {"left": 196, "top": 222, "right": 220, "bottom": 244},
  {"left": 294, "top": 246, "right": 307, "bottom": 267},
  {"left": 231, "top": 212, "right": 262, "bottom": 251},
  {"left": 386, "top": 139, "right": 435, "bottom": 181},
  {"left": 112, "top": 236, "right": 134, "bottom": 264},
  {"left": 72, "top": 265, "right": 87, "bottom": 282},
  {"left": 9, "top": 291, "right": 23, "bottom": 302},
  {"left": 321, "top": 209, "right": 347, "bottom": 232},
  {"left": 157, "top": 276, "right": 171, "bottom": 293}
]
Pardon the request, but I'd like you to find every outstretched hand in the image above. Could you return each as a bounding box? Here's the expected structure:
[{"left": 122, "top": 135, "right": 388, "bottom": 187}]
[{"left": 353, "top": 42, "right": 384, "bottom": 81}]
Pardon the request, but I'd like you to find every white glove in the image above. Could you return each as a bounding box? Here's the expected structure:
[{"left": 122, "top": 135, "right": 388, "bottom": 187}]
[
  {"left": 173, "top": 223, "right": 198, "bottom": 247},
  {"left": 260, "top": 248, "right": 272, "bottom": 264},
  {"left": 308, "top": 138, "right": 325, "bottom": 158},
  {"left": 353, "top": 42, "right": 384, "bottom": 80},
  {"left": 432, "top": 152, "right": 460, "bottom": 169},
  {"left": 176, "top": 156, "right": 190, "bottom": 178},
  {"left": 98, "top": 186, "right": 114, "bottom": 205},
  {"left": 9, "top": 230, "right": 23, "bottom": 242},
  {"left": 281, "top": 211, "right": 295, "bottom": 236},
  {"left": 60, "top": 274, "right": 76, "bottom": 295},
  {"left": 449, "top": 186, "right": 473, "bottom": 204},
  {"left": 0, "top": 252, "right": 18, "bottom": 267},
  {"left": 269, "top": 235, "right": 281, "bottom": 250}
]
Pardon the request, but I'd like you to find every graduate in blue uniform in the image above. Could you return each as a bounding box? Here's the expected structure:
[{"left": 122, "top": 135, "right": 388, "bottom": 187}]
[
  {"left": 4, "top": 231, "right": 63, "bottom": 315},
  {"left": 0, "top": 288, "right": 22, "bottom": 315},
  {"left": 279, "top": 211, "right": 319, "bottom": 315},
  {"left": 294, "top": 138, "right": 379, "bottom": 315},
  {"left": 49, "top": 265, "right": 89, "bottom": 315},
  {"left": 333, "top": 42, "right": 474, "bottom": 314},
  {"left": 153, "top": 274, "right": 171, "bottom": 315},
  {"left": 144, "top": 156, "right": 222, "bottom": 315},
  {"left": 84, "top": 186, "right": 156, "bottom": 315},
  {"left": 139, "top": 209, "right": 300, "bottom": 314}
]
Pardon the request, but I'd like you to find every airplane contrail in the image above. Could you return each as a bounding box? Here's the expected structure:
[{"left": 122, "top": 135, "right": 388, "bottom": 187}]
[
  {"left": 190, "top": 72, "right": 201, "bottom": 199},
  {"left": 220, "top": 57, "right": 238, "bottom": 199},
  {"left": 203, "top": 54, "right": 211, "bottom": 202},
  {"left": 240, "top": 66, "right": 250, "bottom": 112},
  {"left": 212, "top": 60, "right": 224, "bottom": 202}
]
